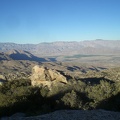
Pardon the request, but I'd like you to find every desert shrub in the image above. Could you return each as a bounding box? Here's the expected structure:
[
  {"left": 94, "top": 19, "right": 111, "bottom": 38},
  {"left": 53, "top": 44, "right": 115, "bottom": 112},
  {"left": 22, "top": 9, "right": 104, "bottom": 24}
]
[
  {"left": 87, "top": 80, "right": 115, "bottom": 102},
  {"left": 61, "top": 90, "right": 91, "bottom": 109},
  {"left": 0, "top": 79, "right": 44, "bottom": 116},
  {"left": 114, "top": 81, "right": 120, "bottom": 94},
  {"left": 72, "top": 80, "right": 87, "bottom": 92},
  {"left": 83, "top": 80, "right": 118, "bottom": 109},
  {"left": 61, "top": 90, "right": 79, "bottom": 108},
  {"left": 1, "top": 75, "right": 120, "bottom": 117},
  {"left": 96, "top": 92, "right": 120, "bottom": 111}
]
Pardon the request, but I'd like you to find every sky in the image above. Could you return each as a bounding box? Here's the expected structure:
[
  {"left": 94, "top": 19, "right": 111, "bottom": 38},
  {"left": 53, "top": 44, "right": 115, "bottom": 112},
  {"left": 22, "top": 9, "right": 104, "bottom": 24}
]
[{"left": 0, "top": 0, "right": 120, "bottom": 44}]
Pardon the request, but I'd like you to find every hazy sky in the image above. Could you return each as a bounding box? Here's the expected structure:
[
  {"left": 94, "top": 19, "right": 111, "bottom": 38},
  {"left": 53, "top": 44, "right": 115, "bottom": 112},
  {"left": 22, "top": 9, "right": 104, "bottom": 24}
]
[{"left": 0, "top": 0, "right": 120, "bottom": 43}]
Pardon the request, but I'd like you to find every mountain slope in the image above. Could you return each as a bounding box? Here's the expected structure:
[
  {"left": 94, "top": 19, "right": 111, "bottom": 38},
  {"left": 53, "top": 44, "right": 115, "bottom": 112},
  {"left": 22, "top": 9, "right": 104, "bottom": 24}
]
[
  {"left": 0, "top": 50, "right": 47, "bottom": 62},
  {"left": 0, "top": 52, "right": 11, "bottom": 60},
  {"left": 5, "top": 49, "right": 47, "bottom": 62}
]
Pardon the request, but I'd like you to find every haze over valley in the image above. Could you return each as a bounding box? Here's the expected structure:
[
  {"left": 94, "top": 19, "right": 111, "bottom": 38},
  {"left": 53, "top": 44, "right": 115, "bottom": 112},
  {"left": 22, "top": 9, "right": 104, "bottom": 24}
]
[{"left": 1, "top": 40, "right": 120, "bottom": 68}]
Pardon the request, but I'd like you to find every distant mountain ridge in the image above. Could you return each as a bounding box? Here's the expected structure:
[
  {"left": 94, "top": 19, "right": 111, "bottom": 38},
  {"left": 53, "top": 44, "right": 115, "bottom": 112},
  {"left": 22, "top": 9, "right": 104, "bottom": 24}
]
[{"left": 0, "top": 40, "right": 120, "bottom": 56}]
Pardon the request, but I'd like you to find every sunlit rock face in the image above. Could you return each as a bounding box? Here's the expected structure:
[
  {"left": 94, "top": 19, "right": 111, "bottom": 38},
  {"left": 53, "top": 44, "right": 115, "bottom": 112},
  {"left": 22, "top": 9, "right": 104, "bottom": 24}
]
[{"left": 30, "top": 65, "right": 67, "bottom": 89}]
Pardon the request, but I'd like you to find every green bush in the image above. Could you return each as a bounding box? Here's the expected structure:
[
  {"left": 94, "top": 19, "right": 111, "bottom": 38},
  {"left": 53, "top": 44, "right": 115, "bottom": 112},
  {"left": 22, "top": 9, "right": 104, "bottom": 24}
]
[
  {"left": 87, "top": 80, "right": 115, "bottom": 102},
  {"left": 1, "top": 75, "right": 120, "bottom": 117},
  {"left": 0, "top": 79, "right": 43, "bottom": 116}
]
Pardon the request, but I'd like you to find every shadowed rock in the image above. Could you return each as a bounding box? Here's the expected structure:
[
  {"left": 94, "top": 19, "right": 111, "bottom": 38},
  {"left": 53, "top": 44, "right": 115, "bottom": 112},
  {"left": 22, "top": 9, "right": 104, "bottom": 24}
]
[{"left": 2, "top": 110, "right": 120, "bottom": 120}]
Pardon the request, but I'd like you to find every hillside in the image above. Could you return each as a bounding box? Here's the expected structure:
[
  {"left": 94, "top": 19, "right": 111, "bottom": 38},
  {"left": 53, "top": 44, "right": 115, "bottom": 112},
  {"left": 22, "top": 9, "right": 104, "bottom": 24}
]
[
  {"left": 0, "top": 40, "right": 120, "bottom": 118},
  {"left": 0, "top": 66, "right": 120, "bottom": 118},
  {"left": 0, "top": 52, "right": 11, "bottom": 61}
]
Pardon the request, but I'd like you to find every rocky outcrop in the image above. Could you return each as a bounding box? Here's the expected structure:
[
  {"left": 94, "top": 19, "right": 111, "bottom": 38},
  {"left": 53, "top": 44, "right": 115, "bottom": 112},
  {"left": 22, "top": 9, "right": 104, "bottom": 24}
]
[
  {"left": 2, "top": 110, "right": 120, "bottom": 120},
  {"left": 30, "top": 65, "right": 67, "bottom": 89}
]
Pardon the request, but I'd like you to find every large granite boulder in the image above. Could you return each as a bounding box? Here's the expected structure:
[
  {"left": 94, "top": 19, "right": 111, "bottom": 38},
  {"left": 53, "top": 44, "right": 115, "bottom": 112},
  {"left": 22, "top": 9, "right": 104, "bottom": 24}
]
[{"left": 30, "top": 65, "right": 67, "bottom": 89}]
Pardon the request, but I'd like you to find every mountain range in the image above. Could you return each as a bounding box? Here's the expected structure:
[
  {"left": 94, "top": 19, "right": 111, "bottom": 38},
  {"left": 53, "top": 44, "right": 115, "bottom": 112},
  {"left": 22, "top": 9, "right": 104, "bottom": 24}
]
[{"left": 0, "top": 40, "right": 120, "bottom": 56}]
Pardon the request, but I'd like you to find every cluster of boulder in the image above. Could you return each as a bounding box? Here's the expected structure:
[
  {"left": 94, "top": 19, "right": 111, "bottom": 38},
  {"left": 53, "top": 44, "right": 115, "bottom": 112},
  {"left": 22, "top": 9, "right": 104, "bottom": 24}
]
[{"left": 30, "top": 65, "right": 68, "bottom": 90}]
